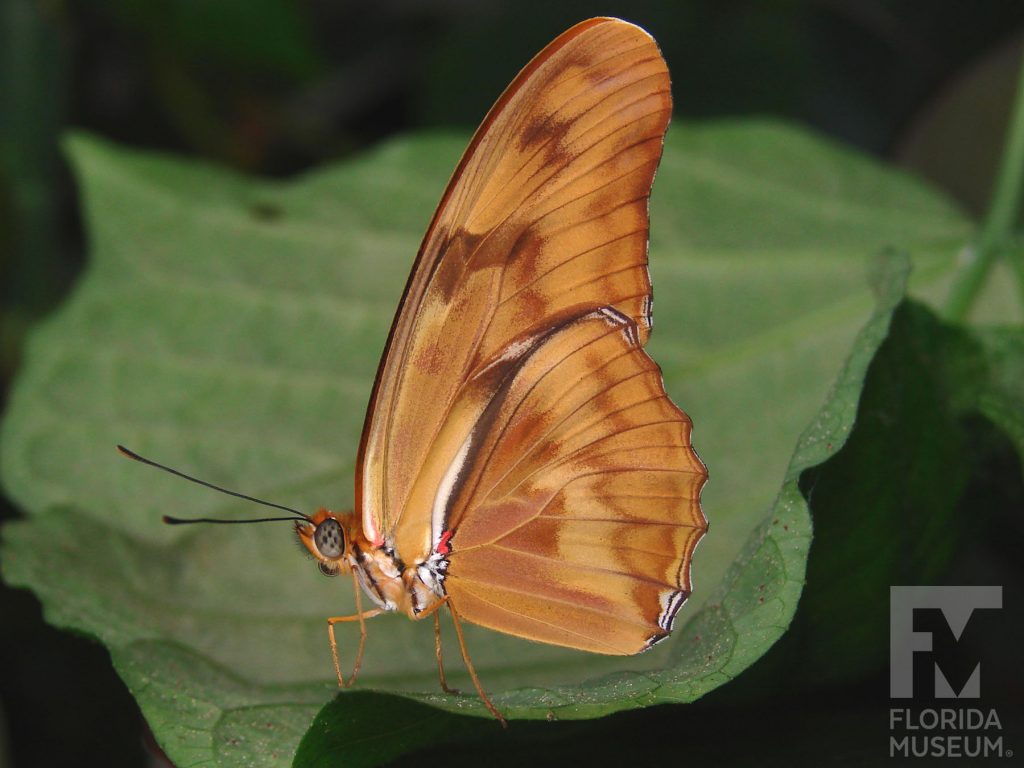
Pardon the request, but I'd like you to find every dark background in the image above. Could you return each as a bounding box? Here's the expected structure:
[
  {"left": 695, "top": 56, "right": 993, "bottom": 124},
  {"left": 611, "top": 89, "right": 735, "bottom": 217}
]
[{"left": 2, "top": 1, "right": 1023, "bottom": 766}]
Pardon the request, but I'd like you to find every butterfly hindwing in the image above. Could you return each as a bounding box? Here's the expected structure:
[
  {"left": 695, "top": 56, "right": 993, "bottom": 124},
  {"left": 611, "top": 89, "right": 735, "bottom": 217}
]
[{"left": 438, "top": 308, "right": 706, "bottom": 652}]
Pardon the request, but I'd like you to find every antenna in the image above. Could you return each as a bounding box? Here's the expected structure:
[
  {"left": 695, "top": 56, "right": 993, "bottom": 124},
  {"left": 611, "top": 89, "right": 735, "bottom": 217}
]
[{"left": 116, "top": 445, "right": 311, "bottom": 524}]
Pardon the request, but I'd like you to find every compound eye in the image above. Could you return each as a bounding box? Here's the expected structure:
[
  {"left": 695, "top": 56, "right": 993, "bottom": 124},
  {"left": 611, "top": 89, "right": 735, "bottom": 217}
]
[{"left": 314, "top": 518, "right": 345, "bottom": 559}]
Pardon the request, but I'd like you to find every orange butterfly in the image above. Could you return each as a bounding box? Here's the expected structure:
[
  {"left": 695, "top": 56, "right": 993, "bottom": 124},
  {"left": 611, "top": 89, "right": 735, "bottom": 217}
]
[{"left": 122, "top": 16, "right": 707, "bottom": 726}]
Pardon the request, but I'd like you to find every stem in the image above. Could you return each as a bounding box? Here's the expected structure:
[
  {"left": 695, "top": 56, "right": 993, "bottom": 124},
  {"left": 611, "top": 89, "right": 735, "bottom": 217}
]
[
  {"left": 1007, "top": 238, "right": 1024, "bottom": 310},
  {"left": 944, "top": 52, "right": 1024, "bottom": 321}
]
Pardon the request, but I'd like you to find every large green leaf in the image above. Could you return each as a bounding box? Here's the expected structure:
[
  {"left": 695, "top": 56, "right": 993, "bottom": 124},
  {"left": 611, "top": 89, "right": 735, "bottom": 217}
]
[
  {"left": 0, "top": 121, "right": 973, "bottom": 765},
  {"left": 757, "top": 299, "right": 1024, "bottom": 691},
  {"left": 730, "top": 305, "right": 972, "bottom": 700}
]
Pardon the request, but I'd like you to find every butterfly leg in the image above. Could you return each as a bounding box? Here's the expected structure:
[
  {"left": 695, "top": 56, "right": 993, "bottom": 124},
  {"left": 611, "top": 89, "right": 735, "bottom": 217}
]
[
  {"left": 432, "top": 611, "right": 461, "bottom": 695},
  {"left": 326, "top": 570, "right": 382, "bottom": 688},
  {"left": 409, "top": 596, "right": 461, "bottom": 695},
  {"left": 447, "top": 602, "right": 507, "bottom": 727},
  {"left": 326, "top": 609, "right": 381, "bottom": 688}
]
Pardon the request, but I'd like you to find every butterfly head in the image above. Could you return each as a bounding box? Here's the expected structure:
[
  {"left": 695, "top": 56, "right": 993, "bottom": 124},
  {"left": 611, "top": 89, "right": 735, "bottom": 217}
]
[{"left": 296, "top": 508, "right": 356, "bottom": 577}]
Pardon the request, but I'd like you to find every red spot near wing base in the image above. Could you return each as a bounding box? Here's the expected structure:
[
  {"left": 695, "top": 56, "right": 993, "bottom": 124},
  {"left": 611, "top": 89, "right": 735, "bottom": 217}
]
[{"left": 437, "top": 529, "right": 453, "bottom": 555}]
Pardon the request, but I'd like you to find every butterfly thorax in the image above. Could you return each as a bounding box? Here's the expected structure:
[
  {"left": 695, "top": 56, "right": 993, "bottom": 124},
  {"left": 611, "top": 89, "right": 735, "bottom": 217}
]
[
  {"left": 297, "top": 508, "right": 447, "bottom": 620},
  {"left": 351, "top": 537, "right": 448, "bottom": 619}
]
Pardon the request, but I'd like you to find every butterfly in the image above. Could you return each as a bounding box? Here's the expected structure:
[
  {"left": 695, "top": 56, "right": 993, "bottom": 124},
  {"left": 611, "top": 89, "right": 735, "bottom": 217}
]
[{"left": 121, "top": 16, "right": 707, "bottom": 726}]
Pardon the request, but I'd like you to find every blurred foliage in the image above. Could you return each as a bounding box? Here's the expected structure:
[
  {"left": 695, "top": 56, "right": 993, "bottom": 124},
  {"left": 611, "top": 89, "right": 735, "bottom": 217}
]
[{"left": 2, "top": 1, "right": 1024, "bottom": 767}]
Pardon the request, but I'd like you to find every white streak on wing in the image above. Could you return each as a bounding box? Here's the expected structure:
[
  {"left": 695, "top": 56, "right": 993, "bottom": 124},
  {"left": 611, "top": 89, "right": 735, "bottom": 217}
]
[
  {"left": 501, "top": 336, "right": 533, "bottom": 361},
  {"left": 658, "top": 588, "right": 686, "bottom": 631},
  {"left": 470, "top": 335, "right": 533, "bottom": 382},
  {"left": 431, "top": 429, "right": 474, "bottom": 551},
  {"left": 361, "top": 472, "right": 383, "bottom": 546},
  {"left": 596, "top": 306, "right": 638, "bottom": 347}
]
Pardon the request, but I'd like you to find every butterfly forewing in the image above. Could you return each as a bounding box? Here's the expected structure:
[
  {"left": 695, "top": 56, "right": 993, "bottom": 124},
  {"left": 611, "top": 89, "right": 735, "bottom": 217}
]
[
  {"left": 356, "top": 17, "right": 707, "bottom": 652},
  {"left": 358, "top": 18, "right": 672, "bottom": 543}
]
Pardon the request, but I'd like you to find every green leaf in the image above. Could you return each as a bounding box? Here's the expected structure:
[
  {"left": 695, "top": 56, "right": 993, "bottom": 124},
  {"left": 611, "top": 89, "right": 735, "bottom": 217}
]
[
  {"left": 295, "top": 693, "right": 497, "bottom": 768},
  {"left": 0, "top": 121, "right": 975, "bottom": 765},
  {"left": 730, "top": 299, "right": 1024, "bottom": 698}
]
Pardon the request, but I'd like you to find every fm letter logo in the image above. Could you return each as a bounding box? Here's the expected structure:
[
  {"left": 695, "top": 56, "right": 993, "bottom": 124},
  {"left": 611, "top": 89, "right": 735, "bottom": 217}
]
[{"left": 890, "top": 586, "right": 1002, "bottom": 699}]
